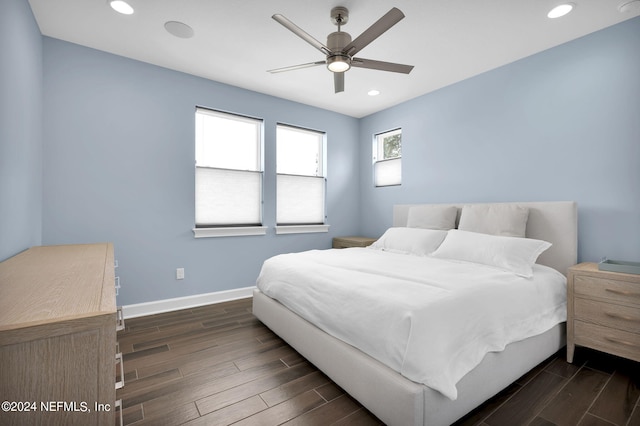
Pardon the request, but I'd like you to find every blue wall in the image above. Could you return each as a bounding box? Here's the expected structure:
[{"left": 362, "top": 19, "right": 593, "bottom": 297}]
[
  {"left": 359, "top": 17, "right": 640, "bottom": 265},
  {"left": 3, "top": 0, "right": 639, "bottom": 305},
  {"left": 42, "top": 38, "right": 360, "bottom": 305},
  {"left": 0, "top": 0, "right": 43, "bottom": 261}
]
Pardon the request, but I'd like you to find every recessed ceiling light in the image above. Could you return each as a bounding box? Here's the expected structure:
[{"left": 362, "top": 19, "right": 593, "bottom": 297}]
[
  {"left": 164, "top": 21, "right": 194, "bottom": 39},
  {"left": 109, "top": 0, "right": 134, "bottom": 15},
  {"left": 547, "top": 3, "right": 575, "bottom": 18},
  {"left": 368, "top": 89, "right": 380, "bottom": 96},
  {"left": 618, "top": 0, "right": 640, "bottom": 13}
]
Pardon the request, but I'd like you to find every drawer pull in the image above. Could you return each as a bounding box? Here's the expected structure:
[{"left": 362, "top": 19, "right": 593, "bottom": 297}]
[
  {"left": 604, "top": 336, "right": 640, "bottom": 348},
  {"left": 604, "top": 312, "right": 639, "bottom": 322},
  {"left": 115, "top": 399, "right": 123, "bottom": 426},
  {"left": 115, "top": 352, "right": 124, "bottom": 390},
  {"left": 605, "top": 288, "right": 640, "bottom": 298},
  {"left": 116, "top": 306, "right": 125, "bottom": 331}
]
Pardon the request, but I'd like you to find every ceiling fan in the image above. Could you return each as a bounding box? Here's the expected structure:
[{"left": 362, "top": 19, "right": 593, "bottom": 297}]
[{"left": 268, "top": 6, "right": 414, "bottom": 93}]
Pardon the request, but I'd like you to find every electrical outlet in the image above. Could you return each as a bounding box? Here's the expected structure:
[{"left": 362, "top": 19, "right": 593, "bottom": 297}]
[{"left": 176, "top": 268, "right": 185, "bottom": 280}]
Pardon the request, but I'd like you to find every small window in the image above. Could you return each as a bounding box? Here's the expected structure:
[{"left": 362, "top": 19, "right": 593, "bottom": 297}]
[
  {"left": 194, "top": 107, "right": 264, "bottom": 236},
  {"left": 276, "top": 124, "right": 327, "bottom": 233},
  {"left": 374, "top": 128, "right": 402, "bottom": 187}
]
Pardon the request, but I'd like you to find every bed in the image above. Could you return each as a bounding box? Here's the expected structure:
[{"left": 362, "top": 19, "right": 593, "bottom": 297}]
[{"left": 253, "top": 201, "right": 577, "bottom": 426}]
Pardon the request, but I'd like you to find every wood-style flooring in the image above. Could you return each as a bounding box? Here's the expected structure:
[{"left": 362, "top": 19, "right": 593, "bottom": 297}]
[{"left": 116, "top": 297, "right": 640, "bottom": 426}]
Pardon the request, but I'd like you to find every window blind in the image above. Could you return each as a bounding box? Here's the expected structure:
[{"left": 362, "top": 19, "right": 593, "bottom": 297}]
[
  {"left": 195, "top": 167, "right": 262, "bottom": 226},
  {"left": 276, "top": 174, "right": 325, "bottom": 225},
  {"left": 374, "top": 157, "right": 402, "bottom": 187}
]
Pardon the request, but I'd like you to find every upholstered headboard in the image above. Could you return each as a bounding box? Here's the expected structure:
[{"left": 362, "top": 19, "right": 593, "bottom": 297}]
[{"left": 393, "top": 201, "right": 577, "bottom": 275}]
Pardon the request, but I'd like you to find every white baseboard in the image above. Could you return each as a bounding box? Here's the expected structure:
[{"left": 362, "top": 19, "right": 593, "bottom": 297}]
[{"left": 121, "top": 286, "right": 256, "bottom": 319}]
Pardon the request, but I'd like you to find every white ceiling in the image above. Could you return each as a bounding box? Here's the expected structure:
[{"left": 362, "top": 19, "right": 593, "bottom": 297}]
[{"left": 29, "top": 0, "right": 640, "bottom": 118}]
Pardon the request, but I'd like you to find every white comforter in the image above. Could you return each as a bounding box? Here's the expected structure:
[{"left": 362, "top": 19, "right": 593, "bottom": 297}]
[{"left": 256, "top": 248, "right": 567, "bottom": 400}]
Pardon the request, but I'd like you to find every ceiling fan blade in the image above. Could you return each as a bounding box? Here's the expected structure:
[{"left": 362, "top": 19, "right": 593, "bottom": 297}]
[
  {"left": 351, "top": 58, "right": 414, "bottom": 74},
  {"left": 342, "top": 7, "right": 404, "bottom": 56},
  {"left": 334, "top": 72, "right": 344, "bottom": 93},
  {"left": 268, "top": 61, "right": 326, "bottom": 73},
  {"left": 272, "top": 14, "right": 331, "bottom": 55}
]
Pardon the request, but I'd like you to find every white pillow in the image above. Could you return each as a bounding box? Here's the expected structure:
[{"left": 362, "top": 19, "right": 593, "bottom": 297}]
[
  {"left": 406, "top": 205, "right": 458, "bottom": 230},
  {"left": 369, "top": 227, "right": 448, "bottom": 256},
  {"left": 458, "top": 204, "right": 529, "bottom": 237},
  {"left": 431, "top": 230, "right": 551, "bottom": 277}
]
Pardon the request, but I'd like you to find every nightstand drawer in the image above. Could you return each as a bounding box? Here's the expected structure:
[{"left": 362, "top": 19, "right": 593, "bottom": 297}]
[
  {"left": 574, "top": 320, "right": 640, "bottom": 362},
  {"left": 574, "top": 275, "right": 640, "bottom": 304},
  {"left": 574, "top": 298, "right": 640, "bottom": 333}
]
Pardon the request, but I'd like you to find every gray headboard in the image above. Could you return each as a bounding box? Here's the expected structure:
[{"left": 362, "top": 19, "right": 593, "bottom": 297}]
[{"left": 393, "top": 201, "right": 577, "bottom": 275}]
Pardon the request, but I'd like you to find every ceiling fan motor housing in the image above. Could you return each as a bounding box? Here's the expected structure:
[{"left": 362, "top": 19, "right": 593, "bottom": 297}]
[
  {"left": 326, "top": 31, "right": 352, "bottom": 72},
  {"left": 327, "top": 31, "right": 352, "bottom": 52}
]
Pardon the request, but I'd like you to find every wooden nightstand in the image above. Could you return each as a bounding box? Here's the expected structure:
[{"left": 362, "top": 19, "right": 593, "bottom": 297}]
[
  {"left": 332, "top": 236, "right": 377, "bottom": 249},
  {"left": 567, "top": 262, "right": 640, "bottom": 363}
]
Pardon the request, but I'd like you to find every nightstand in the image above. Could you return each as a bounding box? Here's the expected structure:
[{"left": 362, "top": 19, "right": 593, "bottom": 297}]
[
  {"left": 332, "top": 236, "right": 377, "bottom": 249},
  {"left": 567, "top": 262, "right": 640, "bottom": 363}
]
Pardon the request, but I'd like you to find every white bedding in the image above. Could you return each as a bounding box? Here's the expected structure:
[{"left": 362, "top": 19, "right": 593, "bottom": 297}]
[{"left": 256, "top": 247, "right": 567, "bottom": 400}]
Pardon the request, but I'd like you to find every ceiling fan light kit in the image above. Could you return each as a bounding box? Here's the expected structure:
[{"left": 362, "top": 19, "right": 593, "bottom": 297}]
[
  {"left": 270, "top": 6, "right": 414, "bottom": 93},
  {"left": 327, "top": 55, "right": 351, "bottom": 72}
]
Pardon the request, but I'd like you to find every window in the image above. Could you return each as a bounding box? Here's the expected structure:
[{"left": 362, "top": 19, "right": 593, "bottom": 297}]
[
  {"left": 194, "top": 107, "right": 265, "bottom": 237},
  {"left": 276, "top": 124, "right": 328, "bottom": 234},
  {"left": 373, "top": 128, "right": 402, "bottom": 187}
]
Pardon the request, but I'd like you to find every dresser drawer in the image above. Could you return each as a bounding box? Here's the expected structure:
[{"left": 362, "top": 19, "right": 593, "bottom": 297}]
[
  {"left": 574, "top": 298, "right": 640, "bottom": 333},
  {"left": 574, "top": 275, "right": 640, "bottom": 305},
  {"left": 574, "top": 320, "right": 640, "bottom": 362}
]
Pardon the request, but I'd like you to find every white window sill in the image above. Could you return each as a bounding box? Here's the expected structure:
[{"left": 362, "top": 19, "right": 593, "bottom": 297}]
[
  {"left": 193, "top": 226, "right": 268, "bottom": 238},
  {"left": 275, "top": 224, "right": 330, "bottom": 235}
]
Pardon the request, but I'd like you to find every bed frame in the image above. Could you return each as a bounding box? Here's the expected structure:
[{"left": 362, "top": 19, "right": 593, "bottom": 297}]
[{"left": 253, "top": 201, "right": 577, "bottom": 426}]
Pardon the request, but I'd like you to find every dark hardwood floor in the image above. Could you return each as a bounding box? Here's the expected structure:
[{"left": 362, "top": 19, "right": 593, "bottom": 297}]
[{"left": 116, "top": 297, "right": 640, "bottom": 426}]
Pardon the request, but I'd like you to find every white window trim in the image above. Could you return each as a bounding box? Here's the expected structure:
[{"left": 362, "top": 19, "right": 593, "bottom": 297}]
[
  {"left": 276, "top": 123, "right": 327, "bottom": 228},
  {"left": 375, "top": 128, "right": 402, "bottom": 161},
  {"left": 193, "top": 226, "right": 268, "bottom": 238},
  {"left": 194, "top": 107, "right": 264, "bottom": 235},
  {"left": 275, "top": 224, "right": 330, "bottom": 235},
  {"left": 373, "top": 128, "right": 402, "bottom": 187}
]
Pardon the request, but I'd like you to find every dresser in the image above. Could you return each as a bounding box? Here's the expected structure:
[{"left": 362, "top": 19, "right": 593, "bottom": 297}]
[
  {"left": 0, "top": 243, "right": 118, "bottom": 425},
  {"left": 567, "top": 262, "right": 640, "bottom": 363}
]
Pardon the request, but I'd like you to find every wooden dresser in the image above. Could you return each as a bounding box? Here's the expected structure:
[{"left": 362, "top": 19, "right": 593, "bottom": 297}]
[
  {"left": 567, "top": 262, "right": 640, "bottom": 363},
  {"left": 0, "top": 243, "right": 118, "bottom": 425}
]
